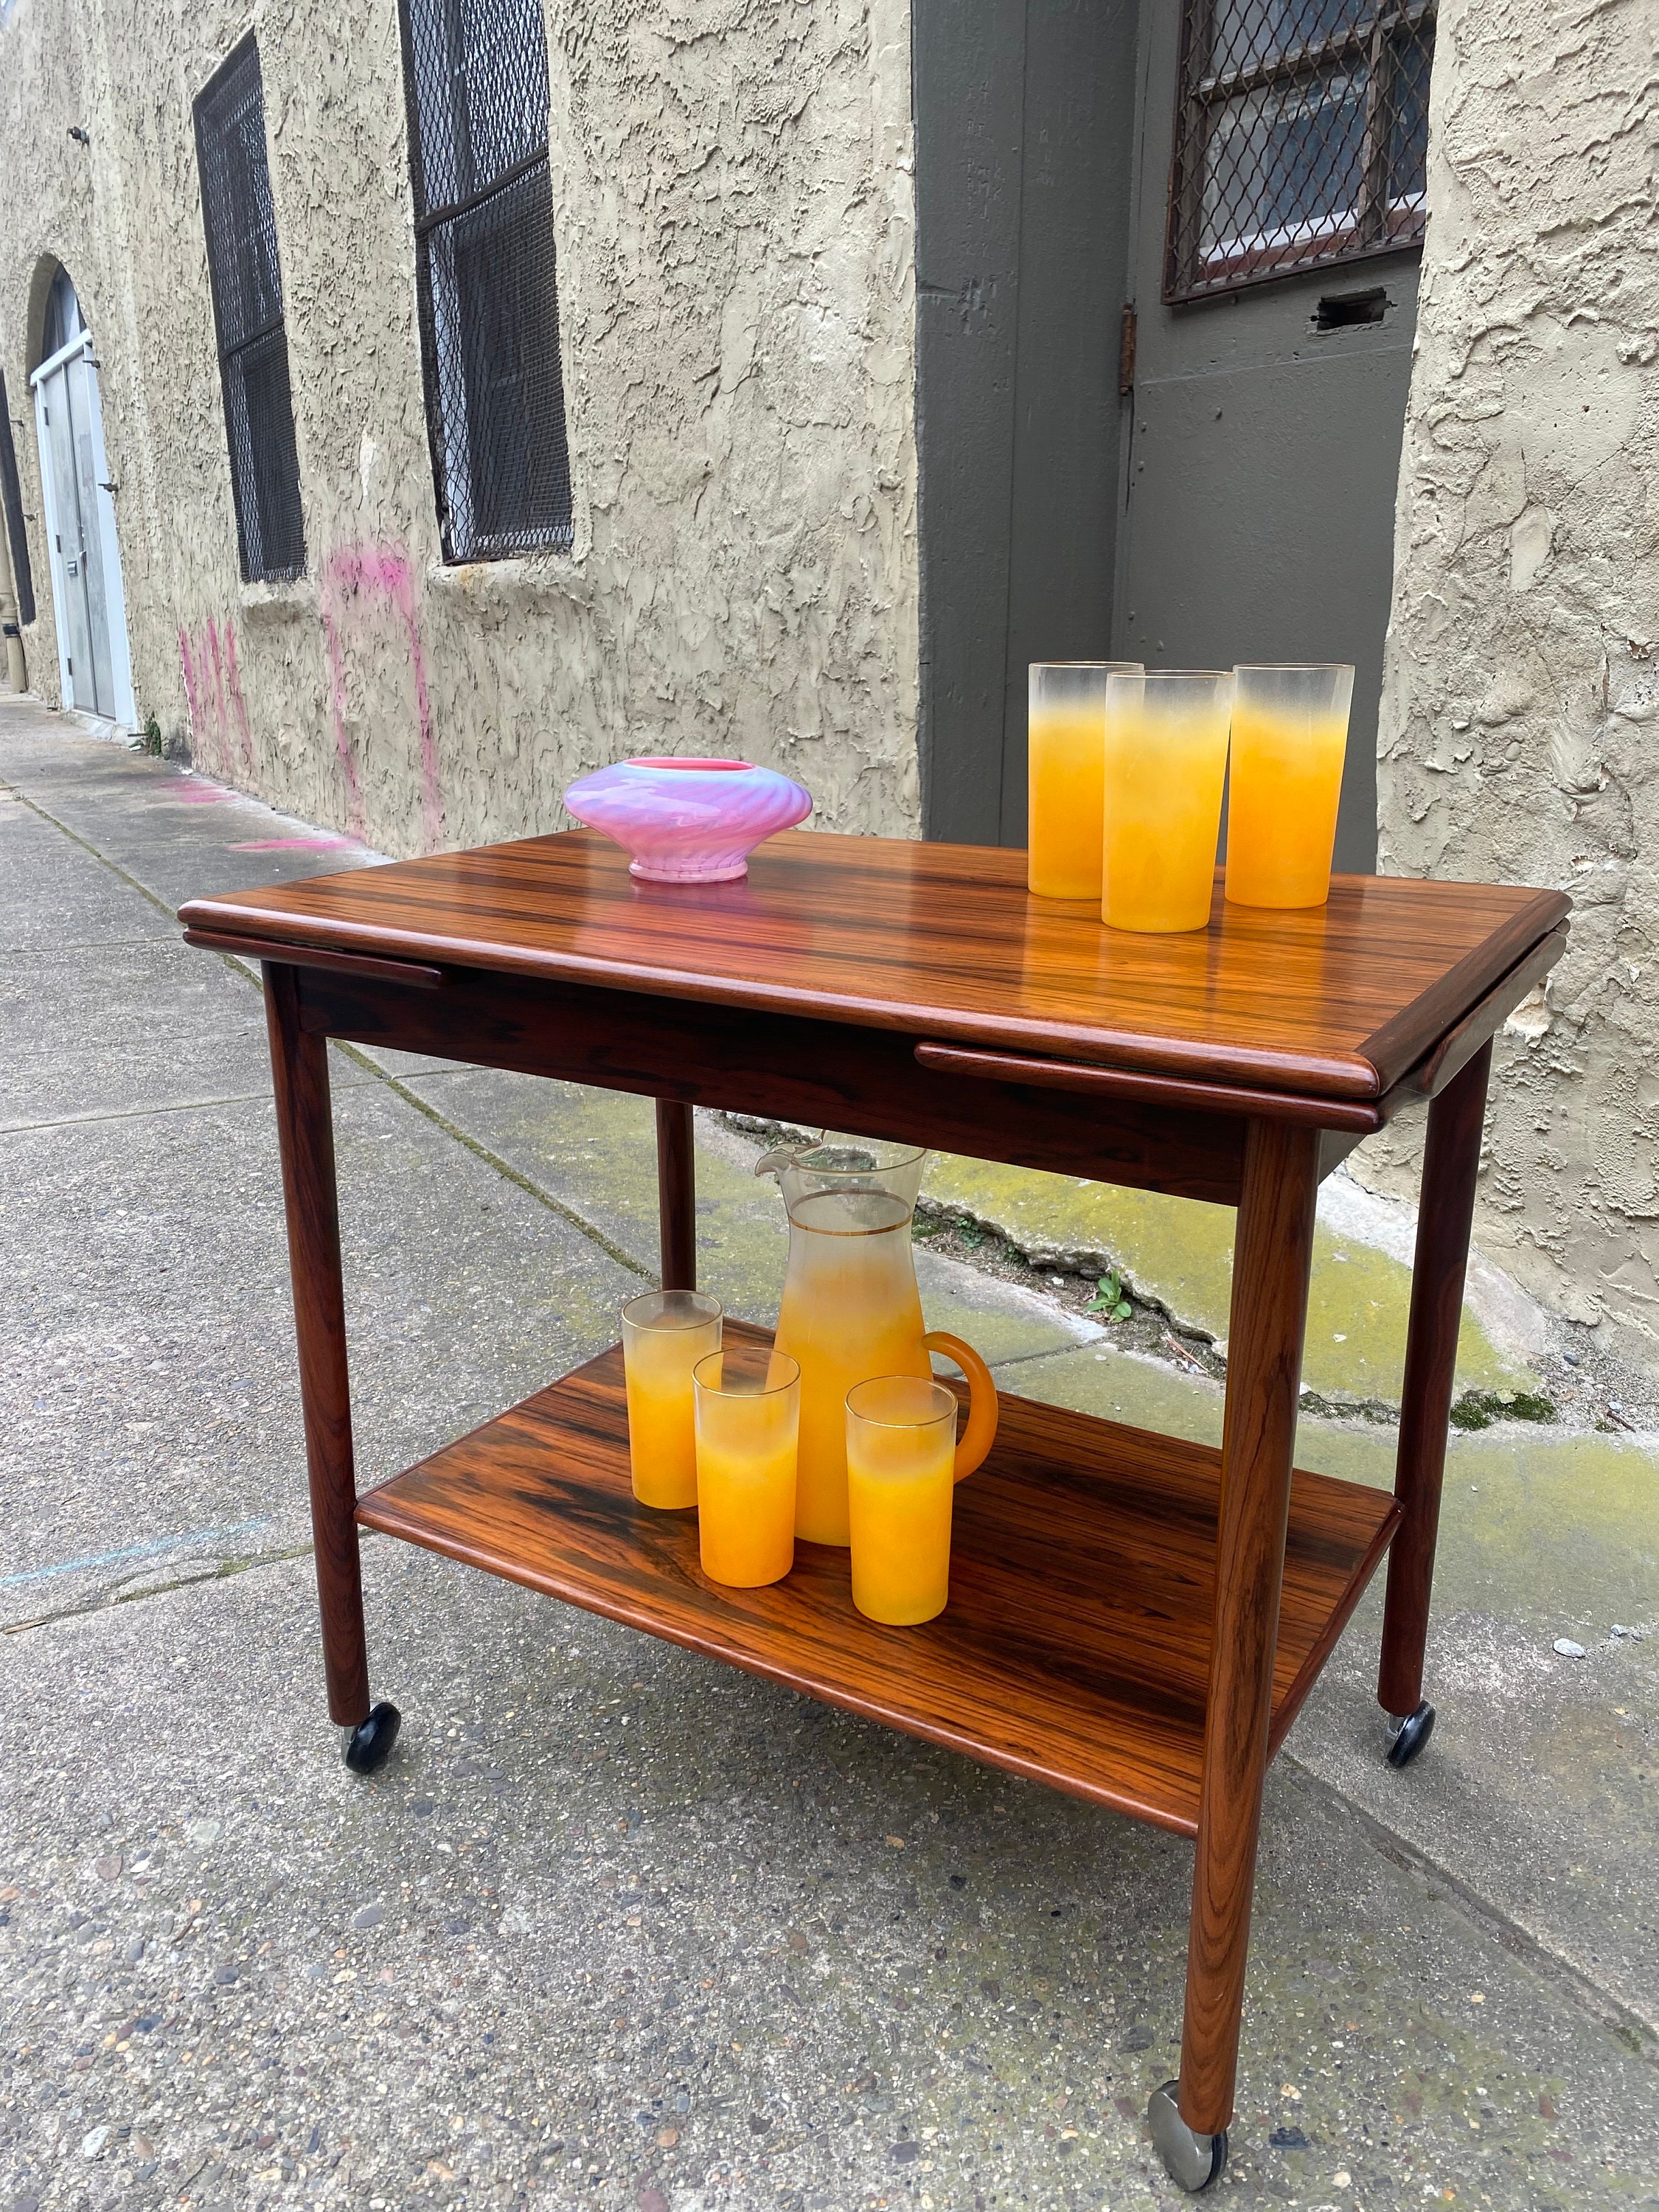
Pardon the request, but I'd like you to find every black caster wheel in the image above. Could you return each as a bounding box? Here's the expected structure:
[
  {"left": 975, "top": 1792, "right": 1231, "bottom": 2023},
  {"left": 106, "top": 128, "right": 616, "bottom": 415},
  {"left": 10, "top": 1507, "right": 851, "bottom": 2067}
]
[
  {"left": 1148, "top": 2082, "right": 1228, "bottom": 2192},
  {"left": 1386, "top": 1700, "right": 1435, "bottom": 1768},
  {"left": 343, "top": 1701, "right": 401, "bottom": 1775}
]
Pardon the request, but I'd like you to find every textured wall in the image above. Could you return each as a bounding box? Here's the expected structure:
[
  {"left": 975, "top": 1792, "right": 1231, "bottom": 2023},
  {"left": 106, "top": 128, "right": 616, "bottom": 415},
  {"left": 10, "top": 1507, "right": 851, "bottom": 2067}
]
[
  {"left": 1366, "top": 0, "right": 1659, "bottom": 1366},
  {"left": 0, "top": 0, "right": 919, "bottom": 849}
]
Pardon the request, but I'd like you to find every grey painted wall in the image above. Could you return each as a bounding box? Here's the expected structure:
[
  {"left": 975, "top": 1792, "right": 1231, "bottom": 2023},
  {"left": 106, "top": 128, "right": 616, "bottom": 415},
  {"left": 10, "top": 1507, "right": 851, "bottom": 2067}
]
[{"left": 914, "top": 0, "right": 1140, "bottom": 846}]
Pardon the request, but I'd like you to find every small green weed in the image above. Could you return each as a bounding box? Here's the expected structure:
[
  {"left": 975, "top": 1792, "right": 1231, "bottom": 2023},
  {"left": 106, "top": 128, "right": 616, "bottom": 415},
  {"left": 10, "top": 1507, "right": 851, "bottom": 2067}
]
[{"left": 1087, "top": 1270, "right": 1133, "bottom": 1322}]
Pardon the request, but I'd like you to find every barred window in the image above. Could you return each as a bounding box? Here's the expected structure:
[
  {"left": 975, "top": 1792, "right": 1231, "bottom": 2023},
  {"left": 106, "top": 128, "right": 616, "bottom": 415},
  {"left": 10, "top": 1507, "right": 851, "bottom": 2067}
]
[
  {"left": 193, "top": 35, "right": 307, "bottom": 580},
  {"left": 398, "top": 0, "right": 573, "bottom": 562},
  {"left": 0, "top": 372, "right": 36, "bottom": 627},
  {"left": 1165, "top": 0, "right": 1435, "bottom": 302}
]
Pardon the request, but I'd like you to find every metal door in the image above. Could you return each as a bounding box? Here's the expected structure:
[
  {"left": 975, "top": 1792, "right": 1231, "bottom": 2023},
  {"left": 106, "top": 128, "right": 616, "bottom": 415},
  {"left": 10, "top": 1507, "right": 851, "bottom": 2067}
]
[
  {"left": 32, "top": 334, "right": 133, "bottom": 724},
  {"left": 39, "top": 360, "right": 100, "bottom": 712},
  {"left": 1113, "top": 0, "right": 1435, "bottom": 869},
  {"left": 911, "top": 0, "right": 1141, "bottom": 847},
  {"left": 64, "top": 352, "right": 118, "bottom": 714}
]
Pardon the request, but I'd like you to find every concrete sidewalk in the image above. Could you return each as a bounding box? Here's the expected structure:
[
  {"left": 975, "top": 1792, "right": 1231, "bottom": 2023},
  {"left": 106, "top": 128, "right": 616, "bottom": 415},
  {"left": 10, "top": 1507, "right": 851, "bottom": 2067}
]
[{"left": 2, "top": 693, "right": 1656, "bottom": 2212}]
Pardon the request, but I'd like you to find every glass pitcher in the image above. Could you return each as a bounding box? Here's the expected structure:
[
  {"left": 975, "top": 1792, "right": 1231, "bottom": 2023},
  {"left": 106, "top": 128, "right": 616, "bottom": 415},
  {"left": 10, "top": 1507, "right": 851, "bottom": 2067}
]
[{"left": 755, "top": 1133, "right": 997, "bottom": 1546}]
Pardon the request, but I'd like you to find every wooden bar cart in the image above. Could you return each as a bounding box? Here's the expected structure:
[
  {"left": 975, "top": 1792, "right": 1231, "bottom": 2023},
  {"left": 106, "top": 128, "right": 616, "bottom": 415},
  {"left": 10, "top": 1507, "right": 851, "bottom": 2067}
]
[{"left": 181, "top": 832, "right": 1567, "bottom": 2191}]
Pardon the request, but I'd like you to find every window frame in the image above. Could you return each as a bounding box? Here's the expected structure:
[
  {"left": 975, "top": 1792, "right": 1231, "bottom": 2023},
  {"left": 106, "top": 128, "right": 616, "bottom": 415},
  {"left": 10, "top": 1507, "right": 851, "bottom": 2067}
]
[
  {"left": 192, "top": 32, "right": 307, "bottom": 583},
  {"left": 1164, "top": 0, "right": 1436, "bottom": 305},
  {"left": 396, "top": 0, "right": 574, "bottom": 565}
]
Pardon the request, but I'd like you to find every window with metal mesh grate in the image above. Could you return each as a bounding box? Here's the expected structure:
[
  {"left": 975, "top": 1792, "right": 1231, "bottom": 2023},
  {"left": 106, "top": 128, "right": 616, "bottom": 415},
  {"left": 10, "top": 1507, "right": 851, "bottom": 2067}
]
[
  {"left": 193, "top": 35, "right": 307, "bottom": 582},
  {"left": 399, "top": 0, "right": 573, "bottom": 562},
  {"left": 1165, "top": 0, "right": 1436, "bottom": 302}
]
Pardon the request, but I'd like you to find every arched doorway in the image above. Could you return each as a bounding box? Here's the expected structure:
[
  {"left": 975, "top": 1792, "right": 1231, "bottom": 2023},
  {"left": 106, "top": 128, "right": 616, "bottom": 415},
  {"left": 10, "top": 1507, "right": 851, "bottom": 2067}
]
[{"left": 29, "top": 264, "right": 136, "bottom": 726}]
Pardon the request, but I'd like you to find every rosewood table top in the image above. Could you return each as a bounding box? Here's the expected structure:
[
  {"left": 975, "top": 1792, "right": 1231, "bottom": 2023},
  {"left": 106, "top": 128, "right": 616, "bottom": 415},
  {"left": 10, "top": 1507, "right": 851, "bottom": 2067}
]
[{"left": 180, "top": 828, "right": 1568, "bottom": 1105}]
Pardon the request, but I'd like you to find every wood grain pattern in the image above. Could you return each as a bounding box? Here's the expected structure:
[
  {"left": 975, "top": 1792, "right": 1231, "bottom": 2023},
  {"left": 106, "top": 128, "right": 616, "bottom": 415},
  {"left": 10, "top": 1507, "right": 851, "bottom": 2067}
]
[
  {"left": 355, "top": 1322, "right": 1399, "bottom": 1838},
  {"left": 1397, "top": 927, "right": 1565, "bottom": 1105},
  {"left": 922, "top": 913, "right": 1554, "bottom": 1130},
  {"left": 263, "top": 963, "right": 370, "bottom": 1727},
  {"left": 655, "top": 1100, "right": 697, "bottom": 1292},
  {"left": 1379, "top": 1042, "right": 1492, "bottom": 1717},
  {"left": 293, "top": 966, "right": 1251, "bottom": 1205},
  {"left": 1183, "top": 1121, "right": 1321, "bottom": 2138},
  {"left": 184, "top": 928, "right": 445, "bottom": 990},
  {"left": 179, "top": 830, "right": 1568, "bottom": 1102},
  {"left": 913, "top": 1040, "right": 1385, "bottom": 1131}
]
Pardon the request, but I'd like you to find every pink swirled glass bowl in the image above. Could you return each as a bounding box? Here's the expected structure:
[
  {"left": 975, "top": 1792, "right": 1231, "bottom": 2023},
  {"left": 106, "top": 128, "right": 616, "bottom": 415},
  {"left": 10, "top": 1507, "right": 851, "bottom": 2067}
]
[{"left": 563, "top": 757, "right": 813, "bottom": 883}]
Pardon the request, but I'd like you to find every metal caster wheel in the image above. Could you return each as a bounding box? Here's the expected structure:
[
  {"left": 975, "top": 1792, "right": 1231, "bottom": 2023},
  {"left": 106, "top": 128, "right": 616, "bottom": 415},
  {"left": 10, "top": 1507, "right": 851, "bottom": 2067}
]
[
  {"left": 1386, "top": 1699, "right": 1435, "bottom": 1768},
  {"left": 1148, "top": 2082, "right": 1228, "bottom": 2192},
  {"left": 343, "top": 1701, "right": 401, "bottom": 1775}
]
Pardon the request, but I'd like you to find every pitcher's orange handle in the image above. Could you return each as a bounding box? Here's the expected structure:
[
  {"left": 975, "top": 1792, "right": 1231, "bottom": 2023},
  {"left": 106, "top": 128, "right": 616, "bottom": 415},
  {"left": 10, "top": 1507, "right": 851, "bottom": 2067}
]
[{"left": 921, "top": 1331, "right": 999, "bottom": 1481}]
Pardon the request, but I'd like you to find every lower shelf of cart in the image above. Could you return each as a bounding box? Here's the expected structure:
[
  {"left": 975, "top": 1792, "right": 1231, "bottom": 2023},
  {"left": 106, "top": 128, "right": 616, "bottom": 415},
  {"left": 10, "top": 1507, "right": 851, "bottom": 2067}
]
[{"left": 356, "top": 1320, "right": 1400, "bottom": 1836}]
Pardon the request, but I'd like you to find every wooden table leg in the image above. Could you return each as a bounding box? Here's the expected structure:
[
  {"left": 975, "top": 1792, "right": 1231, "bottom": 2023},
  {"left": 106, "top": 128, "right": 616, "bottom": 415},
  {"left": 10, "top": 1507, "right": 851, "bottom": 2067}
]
[
  {"left": 1378, "top": 1040, "right": 1492, "bottom": 1733},
  {"left": 655, "top": 1099, "right": 697, "bottom": 1291},
  {"left": 1176, "top": 1119, "right": 1321, "bottom": 2152},
  {"left": 265, "top": 963, "right": 375, "bottom": 1736}
]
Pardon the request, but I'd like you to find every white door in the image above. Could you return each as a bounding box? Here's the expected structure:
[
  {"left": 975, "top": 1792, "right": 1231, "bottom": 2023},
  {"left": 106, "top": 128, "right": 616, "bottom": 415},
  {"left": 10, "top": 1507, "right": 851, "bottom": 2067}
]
[{"left": 31, "top": 330, "right": 136, "bottom": 726}]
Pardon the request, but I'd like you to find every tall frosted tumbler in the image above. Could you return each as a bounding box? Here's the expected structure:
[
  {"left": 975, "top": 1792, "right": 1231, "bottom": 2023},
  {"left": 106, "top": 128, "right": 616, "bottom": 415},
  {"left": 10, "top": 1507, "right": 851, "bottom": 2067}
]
[
  {"left": 1027, "top": 661, "right": 1142, "bottom": 900},
  {"left": 693, "top": 1343, "right": 800, "bottom": 1588},
  {"left": 845, "top": 1375, "right": 962, "bottom": 1627},
  {"left": 1100, "top": 670, "right": 1233, "bottom": 933},
  {"left": 1225, "top": 664, "right": 1354, "bottom": 909},
  {"left": 621, "top": 1289, "right": 723, "bottom": 1509}
]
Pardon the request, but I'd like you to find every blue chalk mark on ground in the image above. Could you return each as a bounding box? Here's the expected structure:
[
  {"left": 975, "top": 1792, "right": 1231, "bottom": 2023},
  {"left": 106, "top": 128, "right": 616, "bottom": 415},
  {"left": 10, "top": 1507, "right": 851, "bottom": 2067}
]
[{"left": 1, "top": 1519, "right": 271, "bottom": 1589}]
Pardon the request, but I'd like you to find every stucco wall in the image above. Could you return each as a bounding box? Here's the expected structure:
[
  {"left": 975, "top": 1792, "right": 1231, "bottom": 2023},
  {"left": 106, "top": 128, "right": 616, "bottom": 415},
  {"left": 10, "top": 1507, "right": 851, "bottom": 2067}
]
[
  {"left": 1367, "top": 0, "right": 1659, "bottom": 1367},
  {"left": 0, "top": 0, "right": 919, "bottom": 851}
]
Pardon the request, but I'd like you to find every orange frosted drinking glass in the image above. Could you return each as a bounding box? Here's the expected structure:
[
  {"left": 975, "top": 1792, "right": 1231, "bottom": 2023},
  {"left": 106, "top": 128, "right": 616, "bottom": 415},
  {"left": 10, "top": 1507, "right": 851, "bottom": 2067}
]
[
  {"left": 1225, "top": 664, "right": 1354, "bottom": 909},
  {"left": 844, "top": 1362, "right": 998, "bottom": 1627},
  {"left": 1027, "top": 661, "right": 1141, "bottom": 900},
  {"left": 1100, "top": 670, "right": 1232, "bottom": 933},
  {"left": 846, "top": 1377, "right": 957, "bottom": 1625},
  {"left": 692, "top": 1344, "right": 799, "bottom": 1588},
  {"left": 621, "top": 1289, "right": 723, "bottom": 1509}
]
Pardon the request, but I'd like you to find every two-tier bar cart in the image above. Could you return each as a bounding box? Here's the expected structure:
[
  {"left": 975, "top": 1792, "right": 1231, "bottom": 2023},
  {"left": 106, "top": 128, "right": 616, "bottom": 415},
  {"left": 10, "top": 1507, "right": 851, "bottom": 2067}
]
[{"left": 180, "top": 832, "right": 1568, "bottom": 2189}]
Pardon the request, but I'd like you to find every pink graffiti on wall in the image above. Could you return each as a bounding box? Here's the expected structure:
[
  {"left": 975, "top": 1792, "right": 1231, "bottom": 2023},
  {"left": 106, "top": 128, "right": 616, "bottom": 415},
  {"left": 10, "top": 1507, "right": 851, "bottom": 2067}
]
[
  {"left": 318, "top": 595, "right": 366, "bottom": 838},
  {"left": 320, "top": 543, "right": 443, "bottom": 852},
  {"left": 177, "top": 617, "right": 252, "bottom": 778},
  {"left": 178, "top": 625, "right": 201, "bottom": 742}
]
